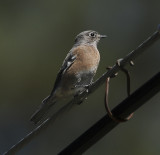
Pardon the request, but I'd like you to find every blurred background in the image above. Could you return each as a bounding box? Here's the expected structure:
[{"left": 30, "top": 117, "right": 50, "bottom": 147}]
[{"left": 0, "top": 0, "right": 160, "bottom": 154}]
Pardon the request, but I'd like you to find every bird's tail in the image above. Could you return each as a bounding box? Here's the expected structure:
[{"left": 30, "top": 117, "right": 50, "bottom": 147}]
[{"left": 30, "top": 97, "right": 56, "bottom": 124}]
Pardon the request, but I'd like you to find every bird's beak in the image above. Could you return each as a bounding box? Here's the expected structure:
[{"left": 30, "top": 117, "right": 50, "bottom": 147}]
[{"left": 99, "top": 34, "right": 107, "bottom": 38}]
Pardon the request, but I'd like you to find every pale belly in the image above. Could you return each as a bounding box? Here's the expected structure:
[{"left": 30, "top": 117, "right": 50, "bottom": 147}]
[{"left": 54, "top": 69, "right": 95, "bottom": 99}]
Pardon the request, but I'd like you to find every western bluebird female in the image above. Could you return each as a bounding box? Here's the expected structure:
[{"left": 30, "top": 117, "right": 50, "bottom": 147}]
[{"left": 30, "top": 30, "right": 106, "bottom": 124}]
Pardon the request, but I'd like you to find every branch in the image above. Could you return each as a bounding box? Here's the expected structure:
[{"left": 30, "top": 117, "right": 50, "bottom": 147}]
[
  {"left": 3, "top": 25, "right": 160, "bottom": 155},
  {"left": 58, "top": 72, "right": 160, "bottom": 155}
]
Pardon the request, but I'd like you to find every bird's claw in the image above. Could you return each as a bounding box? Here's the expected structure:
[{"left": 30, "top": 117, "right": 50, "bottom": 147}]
[{"left": 74, "top": 83, "right": 91, "bottom": 90}]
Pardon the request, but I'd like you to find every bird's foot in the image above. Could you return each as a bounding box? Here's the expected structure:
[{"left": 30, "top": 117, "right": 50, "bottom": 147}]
[{"left": 74, "top": 83, "right": 92, "bottom": 92}]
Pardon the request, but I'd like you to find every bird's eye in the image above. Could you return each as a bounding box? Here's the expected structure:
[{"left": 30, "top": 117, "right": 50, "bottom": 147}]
[{"left": 89, "top": 32, "right": 96, "bottom": 37}]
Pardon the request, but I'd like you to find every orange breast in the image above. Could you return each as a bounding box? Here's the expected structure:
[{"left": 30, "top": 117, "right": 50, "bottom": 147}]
[{"left": 68, "top": 45, "right": 100, "bottom": 74}]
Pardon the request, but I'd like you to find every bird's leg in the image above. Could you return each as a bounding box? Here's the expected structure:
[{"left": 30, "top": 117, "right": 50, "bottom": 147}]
[
  {"left": 74, "top": 81, "right": 93, "bottom": 93},
  {"left": 74, "top": 82, "right": 93, "bottom": 105},
  {"left": 74, "top": 83, "right": 92, "bottom": 89}
]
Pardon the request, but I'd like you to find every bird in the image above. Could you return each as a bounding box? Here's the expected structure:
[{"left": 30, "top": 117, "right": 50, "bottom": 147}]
[{"left": 30, "top": 30, "right": 106, "bottom": 124}]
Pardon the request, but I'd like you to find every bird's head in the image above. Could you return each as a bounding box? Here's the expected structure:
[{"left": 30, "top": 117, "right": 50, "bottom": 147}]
[{"left": 74, "top": 30, "right": 107, "bottom": 47}]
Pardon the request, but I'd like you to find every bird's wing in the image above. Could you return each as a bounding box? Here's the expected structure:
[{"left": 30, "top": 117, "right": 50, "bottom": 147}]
[
  {"left": 30, "top": 51, "right": 77, "bottom": 124},
  {"left": 50, "top": 51, "right": 77, "bottom": 95}
]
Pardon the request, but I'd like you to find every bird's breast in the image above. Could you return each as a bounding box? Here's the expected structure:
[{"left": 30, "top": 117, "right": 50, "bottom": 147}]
[{"left": 68, "top": 45, "right": 100, "bottom": 74}]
